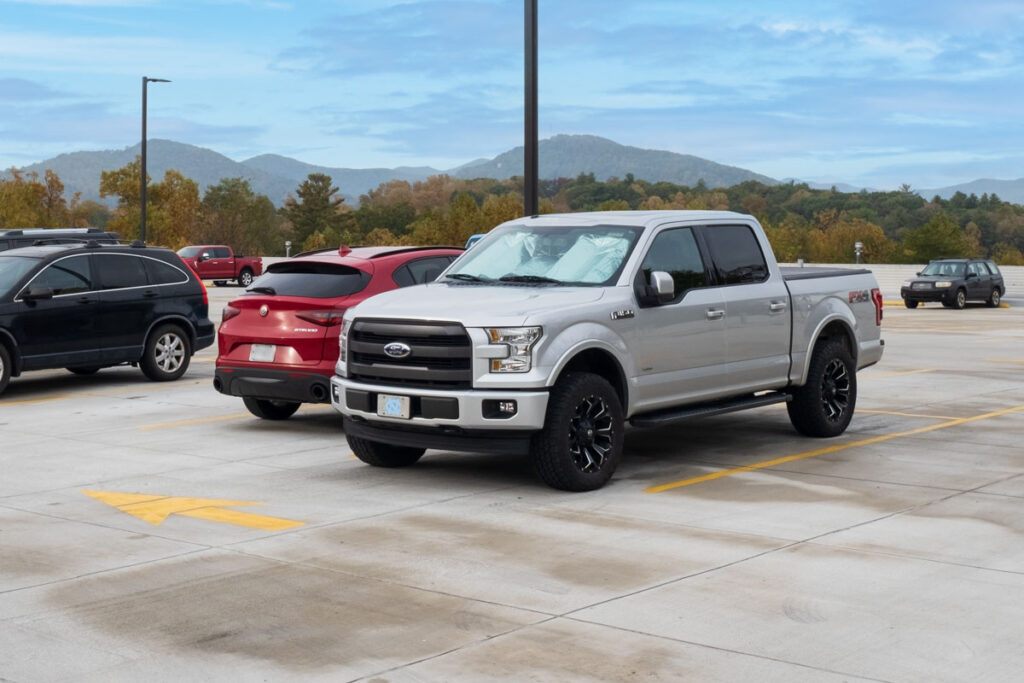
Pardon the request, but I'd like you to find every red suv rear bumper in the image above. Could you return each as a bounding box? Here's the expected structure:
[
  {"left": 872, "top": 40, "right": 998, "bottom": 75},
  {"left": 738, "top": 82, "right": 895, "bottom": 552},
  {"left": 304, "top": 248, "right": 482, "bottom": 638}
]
[{"left": 214, "top": 362, "right": 334, "bottom": 404}]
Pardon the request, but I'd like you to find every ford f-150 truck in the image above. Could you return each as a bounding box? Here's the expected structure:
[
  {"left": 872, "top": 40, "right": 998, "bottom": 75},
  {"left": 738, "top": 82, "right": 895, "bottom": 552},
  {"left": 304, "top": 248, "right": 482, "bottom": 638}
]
[
  {"left": 330, "top": 210, "right": 885, "bottom": 491},
  {"left": 177, "top": 245, "right": 262, "bottom": 287}
]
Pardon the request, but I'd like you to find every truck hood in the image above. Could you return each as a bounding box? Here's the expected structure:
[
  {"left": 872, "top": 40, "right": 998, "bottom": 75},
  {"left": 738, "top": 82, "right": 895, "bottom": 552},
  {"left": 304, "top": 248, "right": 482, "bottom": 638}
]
[{"left": 347, "top": 282, "right": 607, "bottom": 327}]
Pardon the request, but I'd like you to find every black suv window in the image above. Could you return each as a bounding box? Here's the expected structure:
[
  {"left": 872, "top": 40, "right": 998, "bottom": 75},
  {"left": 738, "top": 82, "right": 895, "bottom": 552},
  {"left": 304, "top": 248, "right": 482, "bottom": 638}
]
[
  {"left": 985, "top": 260, "right": 1001, "bottom": 275},
  {"left": 144, "top": 257, "right": 188, "bottom": 285},
  {"left": 29, "top": 255, "right": 93, "bottom": 295},
  {"left": 967, "top": 262, "right": 984, "bottom": 277},
  {"left": 639, "top": 228, "right": 707, "bottom": 300},
  {"left": 96, "top": 254, "right": 148, "bottom": 289},
  {"left": 701, "top": 225, "right": 769, "bottom": 285},
  {"left": 248, "top": 262, "right": 370, "bottom": 298}
]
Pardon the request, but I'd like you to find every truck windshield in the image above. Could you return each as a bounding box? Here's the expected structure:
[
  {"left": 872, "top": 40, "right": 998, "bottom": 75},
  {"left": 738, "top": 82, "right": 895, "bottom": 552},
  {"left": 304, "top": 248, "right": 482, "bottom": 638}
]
[
  {"left": 921, "top": 262, "right": 965, "bottom": 277},
  {"left": 0, "top": 255, "right": 41, "bottom": 297},
  {"left": 177, "top": 246, "right": 202, "bottom": 258},
  {"left": 446, "top": 224, "right": 642, "bottom": 286}
]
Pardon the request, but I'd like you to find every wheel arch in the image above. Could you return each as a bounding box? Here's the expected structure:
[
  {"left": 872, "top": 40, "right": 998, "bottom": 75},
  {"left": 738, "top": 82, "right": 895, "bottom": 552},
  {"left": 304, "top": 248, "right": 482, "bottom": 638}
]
[
  {"left": 142, "top": 315, "right": 197, "bottom": 356},
  {"left": 0, "top": 328, "right": 22, "bottom": 377},
  {"left": 549, "top": 345, "right": 628, "bottom": 414},
  {"left": 795, "top": 316, "right": 856, "bottom": 386}
]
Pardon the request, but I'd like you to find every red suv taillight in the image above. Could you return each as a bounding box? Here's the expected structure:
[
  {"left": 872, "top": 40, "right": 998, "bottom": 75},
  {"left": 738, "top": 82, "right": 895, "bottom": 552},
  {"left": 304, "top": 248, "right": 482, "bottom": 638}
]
[
  {"left": 221, "top": 305, "right": 240, "bottom": 323},
  {"left": 871, "top": 288, "right": 883, "bottom": 326},
  {"left": 295, "top": 310, "right": 346, "bottom": 326}
]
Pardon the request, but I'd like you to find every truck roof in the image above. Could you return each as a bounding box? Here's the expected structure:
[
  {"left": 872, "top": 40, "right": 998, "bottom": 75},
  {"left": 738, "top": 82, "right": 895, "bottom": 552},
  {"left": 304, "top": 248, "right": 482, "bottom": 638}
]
[{"left": 507, "top": 210, "right": 752, "bottom": 228}]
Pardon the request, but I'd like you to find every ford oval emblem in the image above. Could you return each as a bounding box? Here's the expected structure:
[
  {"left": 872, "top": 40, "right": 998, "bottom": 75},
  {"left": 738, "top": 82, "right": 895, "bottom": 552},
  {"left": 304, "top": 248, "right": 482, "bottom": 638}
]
[
  {"left": 384, "top": 342, "right": 412, "bottom": 359},
  {"left": 259, "top": 305, "right": 269, "bottom": 317}
]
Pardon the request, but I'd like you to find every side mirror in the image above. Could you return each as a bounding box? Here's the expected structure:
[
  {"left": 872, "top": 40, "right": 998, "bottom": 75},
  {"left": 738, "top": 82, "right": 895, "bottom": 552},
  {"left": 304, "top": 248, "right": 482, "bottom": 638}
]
[
  {"left": 650, "top": 271, "right": 675, "bottom": 304},
  {"left": 198, "top": 252, "right": 210, "bottom": 262},
  {"left": 21, "top": 286, "right": 54, "bottom": 301},
  {"left": 965, "top": 272, "right": 977, "bottom": 279},
  {"left": 916, "top": 272, "right": 922, "bottom": 276}
]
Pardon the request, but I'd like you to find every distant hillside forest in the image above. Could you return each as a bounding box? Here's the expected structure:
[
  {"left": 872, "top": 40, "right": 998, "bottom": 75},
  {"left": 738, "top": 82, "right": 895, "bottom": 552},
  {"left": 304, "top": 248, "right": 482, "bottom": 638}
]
[{"left": 3, "top": 161, "right": 1024, "bottom": 265}]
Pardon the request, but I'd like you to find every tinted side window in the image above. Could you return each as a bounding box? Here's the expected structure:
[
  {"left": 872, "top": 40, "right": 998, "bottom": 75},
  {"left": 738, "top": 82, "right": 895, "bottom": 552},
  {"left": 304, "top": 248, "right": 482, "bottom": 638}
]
[
  {"left": 31, "top": 255, "right": 93, "bottom": 295},
  {"left": 212, "top": 247, "right": 231, "bottom": 258},
  {"left": 701, "top": 225, "right": 769, "bottom": 285},
  {"left": 96, "top": 254, "right": 148, "bottom": 289},
  {"left": 391, "top": 265, "right": 414, "bottom": 287},
  {"left": 144, "top": 257, "right": 188, "bottom": 285},
  {"left": 639, "top": 228, "right": 707, "bottom": 299},
  {"left": 967, "top": 262, "right": 983, "bottom": 277},
  {"left": 405, "top": 257, "right": 451, "bottom": 285},
  {"left": 985, "top": 260, "right": 1001, "bottom": 275}
]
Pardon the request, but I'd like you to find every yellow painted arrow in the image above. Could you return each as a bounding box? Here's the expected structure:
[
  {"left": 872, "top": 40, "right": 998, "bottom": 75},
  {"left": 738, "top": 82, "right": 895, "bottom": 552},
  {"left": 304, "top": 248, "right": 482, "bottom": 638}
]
[{"left": 82, "top": 490, "right": 305, "bottom": 531}]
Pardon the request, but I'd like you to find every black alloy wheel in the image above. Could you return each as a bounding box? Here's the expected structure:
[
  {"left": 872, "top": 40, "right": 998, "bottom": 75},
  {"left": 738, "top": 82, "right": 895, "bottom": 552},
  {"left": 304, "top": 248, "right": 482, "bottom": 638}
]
[
  {"left": 568, "top": 393, "right": 616, "bottom": 474},
  {"left": 820, "top": 358, "right": 852, "bottom": 424},
  {"left": 787, "top": 339, "right": 857, "bottom": 438}
]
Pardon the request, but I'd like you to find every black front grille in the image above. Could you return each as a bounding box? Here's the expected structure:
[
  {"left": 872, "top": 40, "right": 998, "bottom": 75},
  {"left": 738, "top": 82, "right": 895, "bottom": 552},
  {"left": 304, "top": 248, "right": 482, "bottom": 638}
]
[{"left": 348, "top": 319, "right": 472, "bottom": 389}]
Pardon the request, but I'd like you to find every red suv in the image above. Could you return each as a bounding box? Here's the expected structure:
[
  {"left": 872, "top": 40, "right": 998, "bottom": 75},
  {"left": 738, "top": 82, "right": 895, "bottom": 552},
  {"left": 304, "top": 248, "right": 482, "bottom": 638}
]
[{"left": 214, "top": 245, "right": 463, "bottom": 419}]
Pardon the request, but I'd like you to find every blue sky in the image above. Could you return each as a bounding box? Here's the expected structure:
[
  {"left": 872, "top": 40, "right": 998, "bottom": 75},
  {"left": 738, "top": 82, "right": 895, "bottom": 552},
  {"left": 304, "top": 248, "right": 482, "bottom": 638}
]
[{"left": 2, "top": 0, "right": 1023, "bottom": 189}]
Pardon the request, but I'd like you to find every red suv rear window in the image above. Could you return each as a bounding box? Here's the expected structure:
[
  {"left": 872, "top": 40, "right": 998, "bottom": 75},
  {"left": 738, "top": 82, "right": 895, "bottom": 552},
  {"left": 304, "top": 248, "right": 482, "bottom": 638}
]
[{"left": 249, "top": 262, "right": 370, "bottom": 298}]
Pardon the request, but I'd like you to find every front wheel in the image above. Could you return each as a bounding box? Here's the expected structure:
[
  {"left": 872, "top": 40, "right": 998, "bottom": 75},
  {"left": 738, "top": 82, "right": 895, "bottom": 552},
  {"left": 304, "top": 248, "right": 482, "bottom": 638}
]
[
  {"left": 348, "top": 434, "right": 425, "bottom": 467},
  {"left": 530, "top": 372, "right": 624, "bottom": 491},
  {"left": 904, "top": 299, "right": 919, "bottom": 309},
  {"left": 238, "top": 269, "right": 254, "bottom": 287},
  {"left": 141, "top": 324, "right": 191, "bottom": 381},
  {"left": 951, "top": 288, "right": 967, "bottom": 310},
  {"left": 243, "top": 397, "right": 300, "bottom": 420},
  {"left": 987, "top": 289, "right": 1001, "bottom": 308},
  {"left": 0, "top": 344, "right": 11, "bottom": 396},
  {"left": 787, "top": 339, "right": 857, "bottom": 438}
]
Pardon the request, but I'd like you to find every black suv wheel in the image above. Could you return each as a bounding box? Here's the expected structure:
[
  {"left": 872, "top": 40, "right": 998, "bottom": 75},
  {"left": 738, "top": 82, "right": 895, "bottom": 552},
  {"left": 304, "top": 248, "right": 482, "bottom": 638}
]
[
  {"left": 141, "top": 324, "right": 191, "bottom": 381},
  {"left": 0, "top": 344, "right": 11, "bottom": 396}
]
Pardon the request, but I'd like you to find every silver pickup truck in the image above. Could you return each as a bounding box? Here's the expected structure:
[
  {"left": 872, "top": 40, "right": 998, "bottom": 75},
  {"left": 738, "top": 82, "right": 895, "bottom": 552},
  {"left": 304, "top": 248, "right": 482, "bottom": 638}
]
[{"left": 330, "top": 210, "right": 884, "bottom": 490}]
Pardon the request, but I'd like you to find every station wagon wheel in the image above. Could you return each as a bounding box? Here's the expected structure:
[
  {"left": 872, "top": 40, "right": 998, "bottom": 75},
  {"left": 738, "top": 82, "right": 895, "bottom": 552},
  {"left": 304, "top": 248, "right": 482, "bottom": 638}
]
[
  {"left": 141, "top": 324, "right": 191, "bottom": 381},
  {"left": 0, "top": 344, "right": 10, "bottom": 396},
  {"left": 787, "top": 339, "right": 857, "bottom": 438},
  {"left": 531, "top": 372, "right": 624, "bottom": 491},
  {"left": 953, "top": 288, "right": 967, "bottom": 309},
  {"left": 987, "top": 289, "right": 1001, "bottom": 308}
]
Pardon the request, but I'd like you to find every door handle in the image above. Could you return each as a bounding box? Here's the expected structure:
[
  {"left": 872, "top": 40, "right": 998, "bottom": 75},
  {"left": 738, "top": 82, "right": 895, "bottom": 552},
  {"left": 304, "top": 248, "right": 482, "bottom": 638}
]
[
  {"left": 143, "top": 290, "right": 158, "bottom": 298},
  {"left": 770, "top": 301, "right": 788, "bottom": 312},
  {"left": 706, "top": 309, "right": 725, "bottom": 320},
  {"left": 75, "top": 296, "right": 92, "bottom": 305}
]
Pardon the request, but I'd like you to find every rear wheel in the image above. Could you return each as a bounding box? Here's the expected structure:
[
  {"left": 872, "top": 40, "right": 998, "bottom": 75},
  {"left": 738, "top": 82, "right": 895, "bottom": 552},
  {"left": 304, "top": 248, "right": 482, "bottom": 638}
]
[
  {"left": 987, "top": 289, "right": 1001, "bottom": 308},
  {"left": 530, "top": 372, "right": 624, "bottom": 491},
  {"left": 141, "top": 324, "right": 191, "bottom": 381},
  {"left": 243, "top": 397, "right": 300, "bottom": 420},
  {"left": 238, "top": 269, "right": 254, "bottom": 287},
  {"left": 66, "top": 366, "right": 101, "bottom": 375},
  {"left": 348, "top": 434, "right": 425, "bottom": 467},
  {"left": 787, "top": 339, "right": 857, "bottom": 438},
  {"left": 904, "top": 299, "right": 918, "bottom": 309},
  {"left": 0, "top": 344, "right": 11, "bottom": 396}
]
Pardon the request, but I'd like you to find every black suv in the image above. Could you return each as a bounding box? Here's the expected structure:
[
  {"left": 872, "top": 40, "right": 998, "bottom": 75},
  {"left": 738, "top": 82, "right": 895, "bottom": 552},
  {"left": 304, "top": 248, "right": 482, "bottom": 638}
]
[
  {"left": 0, "top": 242, "right": 214, "bottom": 395},
  {"left": 901, "top": 258, "right": 1005, "bottom": 309},
  {"left": 0, "top": 228, "right": 120, "bottom": 252}
]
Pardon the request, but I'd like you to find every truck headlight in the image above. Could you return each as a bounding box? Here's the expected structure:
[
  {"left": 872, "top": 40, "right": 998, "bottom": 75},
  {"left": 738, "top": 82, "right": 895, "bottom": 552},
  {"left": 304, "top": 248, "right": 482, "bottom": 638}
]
[
  {"left": 934, "top": 281, "right": 952, "bottom": 288},
  {"left": 487, "top": 327, "right": 541, "bottom": 373},
  {"left": 336, "top": 318, "right": 353, "bottom": 375}
]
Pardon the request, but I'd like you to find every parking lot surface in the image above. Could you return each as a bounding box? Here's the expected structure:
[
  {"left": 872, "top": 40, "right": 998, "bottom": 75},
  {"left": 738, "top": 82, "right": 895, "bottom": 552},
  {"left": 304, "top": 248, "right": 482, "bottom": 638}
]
[{"left": 2, "top": 283, "right": 1023, "bottom": 682}]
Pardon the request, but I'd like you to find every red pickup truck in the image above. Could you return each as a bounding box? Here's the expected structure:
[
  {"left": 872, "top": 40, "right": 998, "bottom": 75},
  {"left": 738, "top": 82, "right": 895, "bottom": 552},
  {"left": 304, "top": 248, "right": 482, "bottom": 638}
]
[{"left": 177, "top": 245, "right": 263, "bottom": 287}]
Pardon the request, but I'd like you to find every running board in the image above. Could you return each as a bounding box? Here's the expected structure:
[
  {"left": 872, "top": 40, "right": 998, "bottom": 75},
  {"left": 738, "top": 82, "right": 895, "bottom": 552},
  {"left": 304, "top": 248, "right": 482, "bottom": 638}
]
[{"left": 629, "top": 392, "right": 791, "bottom": 428}]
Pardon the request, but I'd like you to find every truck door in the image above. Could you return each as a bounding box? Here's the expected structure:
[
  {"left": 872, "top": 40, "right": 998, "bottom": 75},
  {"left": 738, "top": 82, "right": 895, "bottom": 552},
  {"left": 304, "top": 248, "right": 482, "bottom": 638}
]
[
  {"left": 628, "top": 226, "right": 727, "bottom": 412},
  {"left": 699, "top": 224, "right": 790, "bottom": 392}
]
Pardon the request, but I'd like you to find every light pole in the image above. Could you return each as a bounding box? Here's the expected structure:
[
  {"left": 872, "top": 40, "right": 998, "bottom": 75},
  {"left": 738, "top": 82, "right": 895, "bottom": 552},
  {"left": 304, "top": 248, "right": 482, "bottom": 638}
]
[
  {"left": 141, "top": 76, "right": 171, "bottom": 242},
  {"left": 524, "top": 0, "right": 538, "bottom": 216}
]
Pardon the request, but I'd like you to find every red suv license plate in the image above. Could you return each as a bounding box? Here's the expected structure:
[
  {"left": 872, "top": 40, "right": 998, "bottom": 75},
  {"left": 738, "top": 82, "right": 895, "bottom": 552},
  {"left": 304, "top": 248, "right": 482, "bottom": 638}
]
[{"left": 249, "top": 344, "right": 276, "bottom": 362}]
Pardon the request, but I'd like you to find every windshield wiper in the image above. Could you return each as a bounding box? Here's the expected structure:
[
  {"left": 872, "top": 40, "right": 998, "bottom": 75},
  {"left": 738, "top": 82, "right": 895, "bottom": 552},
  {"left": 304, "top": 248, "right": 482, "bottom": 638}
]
[
  {"left": 446, "top": 273, "right": 488, "bottom": 282},
  {"left": 498, "top": 275, "right": 564, "bottom": 284},
  {"left": 247, "top": 285, "right": 276, "bottom": 294}
]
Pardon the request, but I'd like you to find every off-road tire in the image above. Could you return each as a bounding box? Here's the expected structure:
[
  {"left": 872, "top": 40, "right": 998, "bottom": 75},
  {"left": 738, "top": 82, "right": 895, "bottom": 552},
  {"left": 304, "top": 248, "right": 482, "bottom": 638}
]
[
  {"left": 987, "top": 289, "right": 1001, "bottom": 308},
  {"left": 904, "top": 299, "right": 918, "bottom": 309},
  {"left": 0, "top": 344, "right": 11, "bottom": 396},
  {"left": 66, "top": 366, "right": 101, "bottom": 375},
  {"left": 141, "top": 324, "right": 191, "bottom": 381},
  {"left": 530, "top": 372, "right": 624, "bottom": 491},
  {"left": 348, "top": 434, "right": 425, "bottom": 467},
  {"left": 243, "top": 397, "right": 300, "bottom": 420},
  {"left": 238, "top": 269, "right": 254, "bottom": 287},
  {"left": 951, "top": 288, "right": 967, "bottom": 309},
  {"left": 787, "top": 339, "right": 857, "bottom": 438}
]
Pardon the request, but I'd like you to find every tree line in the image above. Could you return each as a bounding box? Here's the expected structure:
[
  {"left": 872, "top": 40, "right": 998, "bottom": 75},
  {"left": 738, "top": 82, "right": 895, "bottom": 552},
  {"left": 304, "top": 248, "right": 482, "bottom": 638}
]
[{"left": 2, "top": 160, "right": 1023, "bottom": 264}]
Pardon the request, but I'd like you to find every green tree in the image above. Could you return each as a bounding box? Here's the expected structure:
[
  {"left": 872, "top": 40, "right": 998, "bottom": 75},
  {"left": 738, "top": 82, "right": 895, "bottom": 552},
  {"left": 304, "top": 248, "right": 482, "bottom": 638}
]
[
  {"left": 280, "top": 173, "right": 347, "bottom": 245},
  {"left": 902, "top": 213, "right": 975, "bottom": 261},
  {"left": 200, "top": 178, "right": 282, "bottom": 255}
]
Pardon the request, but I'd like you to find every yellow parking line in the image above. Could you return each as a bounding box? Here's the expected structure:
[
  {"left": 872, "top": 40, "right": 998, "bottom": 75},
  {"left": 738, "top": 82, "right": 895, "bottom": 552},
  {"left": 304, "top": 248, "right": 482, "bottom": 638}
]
[
  {"left": 645, "top": 403, "right": 1024, "bottom": 493},
  {"left": 858, "top": 409, "right": 958, "bottom": 420},
  {"left": 860, "top": 368, "right": 935, "bottom": 380},
  {"left": 985, "top": 358, "right": 1024, "bottom": 364},
  {"left": 140, "top": 413, "right": 251, "bottom": 430}
]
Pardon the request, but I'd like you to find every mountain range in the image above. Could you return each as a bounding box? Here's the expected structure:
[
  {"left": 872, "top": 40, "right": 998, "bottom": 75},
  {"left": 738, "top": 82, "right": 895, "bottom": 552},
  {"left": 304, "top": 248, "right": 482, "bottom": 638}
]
[{"left": 5, "top": 134, "right": 1024, "bottom": 206}]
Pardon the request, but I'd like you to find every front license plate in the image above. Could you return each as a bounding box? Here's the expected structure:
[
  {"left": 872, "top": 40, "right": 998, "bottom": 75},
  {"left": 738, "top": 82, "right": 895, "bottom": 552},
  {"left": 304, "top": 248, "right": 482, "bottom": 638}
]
[
  {"left": 377, "top": 394, "right": 411, "bottom": 419},
  {"left": 249, "top": 344, "right": 276, "bottom": 362}
]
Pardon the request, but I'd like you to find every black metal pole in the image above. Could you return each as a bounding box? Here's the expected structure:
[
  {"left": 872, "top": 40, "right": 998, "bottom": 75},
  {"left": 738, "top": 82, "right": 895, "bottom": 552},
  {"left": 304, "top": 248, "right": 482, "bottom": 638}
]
[
  {"left": 524, "top": 0, "right": 538, "bottom": 216},
  {"left": 141, "top": 77, "right": 148, "bottom": 242}
]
